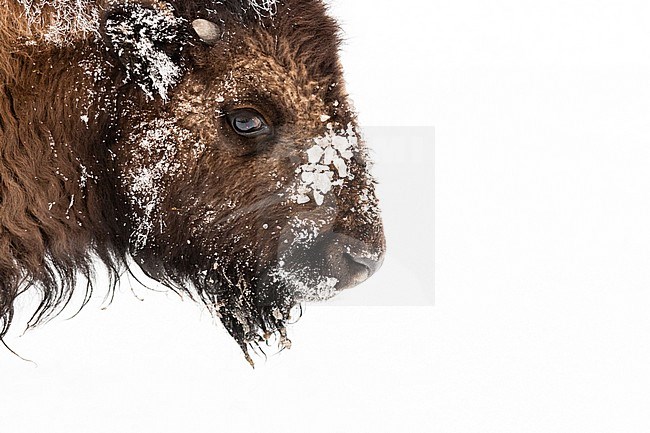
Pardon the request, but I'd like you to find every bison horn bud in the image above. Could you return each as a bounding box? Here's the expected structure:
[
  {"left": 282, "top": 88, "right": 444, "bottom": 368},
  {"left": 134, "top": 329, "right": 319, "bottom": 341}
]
[{"left": 192, "top": 19, "right": 222, "bottom": 45}]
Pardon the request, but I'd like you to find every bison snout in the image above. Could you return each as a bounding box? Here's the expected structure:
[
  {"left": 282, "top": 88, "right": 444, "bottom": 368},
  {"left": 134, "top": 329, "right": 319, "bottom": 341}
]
[
  {"left": 313, "top": 232, "right": 385, "bottom": 291},
  {"left": 338, "top": 251, "right": 385, "bottom": 289},
  {"left": 344, "top": 252, "right": 384, "bottom": 278}
]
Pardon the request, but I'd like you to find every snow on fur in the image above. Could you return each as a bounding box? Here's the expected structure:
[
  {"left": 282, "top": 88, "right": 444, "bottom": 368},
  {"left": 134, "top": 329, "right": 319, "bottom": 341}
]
[
  {"left": 18, "top": 0, "right": 100, "bottom": 45},
  {"left": 248, "top": 0, "right": 279, "bottom": 17},
  {"left": 104, "top": 3, "right": 185, "bottom": 101}
]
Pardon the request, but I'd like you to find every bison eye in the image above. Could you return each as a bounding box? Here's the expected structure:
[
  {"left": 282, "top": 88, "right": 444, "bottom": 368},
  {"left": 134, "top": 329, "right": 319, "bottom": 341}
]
[{"left": 227, "top": 109, "right": 270, "bottom": 137}]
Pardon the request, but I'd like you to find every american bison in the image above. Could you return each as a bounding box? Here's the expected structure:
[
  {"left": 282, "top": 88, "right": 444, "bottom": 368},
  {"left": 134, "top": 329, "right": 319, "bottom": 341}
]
[{"left": 0, "top": 0, "right": 385, "bottom": 363}]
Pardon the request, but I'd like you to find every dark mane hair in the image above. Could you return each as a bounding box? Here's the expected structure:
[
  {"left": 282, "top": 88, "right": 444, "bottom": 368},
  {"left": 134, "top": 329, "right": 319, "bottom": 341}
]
[{"left": 0, "top": 52, "right": 127, "bottom": 339}]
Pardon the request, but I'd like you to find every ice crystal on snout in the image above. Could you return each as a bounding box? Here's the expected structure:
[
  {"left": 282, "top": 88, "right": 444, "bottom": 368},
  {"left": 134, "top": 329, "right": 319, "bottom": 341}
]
[
  {"left": 268, "top": 267, "right": 339, "bottom": 302},
  {"left": 286, "top": 216, "right": 325, "bottom": 247},
  {"left": 292, "top": 123, "right": 358, "bottom": 205}
]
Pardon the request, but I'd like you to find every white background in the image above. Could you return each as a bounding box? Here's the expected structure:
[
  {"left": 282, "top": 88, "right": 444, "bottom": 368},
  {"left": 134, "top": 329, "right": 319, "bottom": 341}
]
[{"left": 2, "top": 0, "right": 650, "bottom": 432}]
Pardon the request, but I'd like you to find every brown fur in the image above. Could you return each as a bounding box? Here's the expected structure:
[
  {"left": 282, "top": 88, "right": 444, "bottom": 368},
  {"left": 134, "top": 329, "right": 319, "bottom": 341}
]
[{"left": 0, "top": 0, "right": 385, "bottom": 360}]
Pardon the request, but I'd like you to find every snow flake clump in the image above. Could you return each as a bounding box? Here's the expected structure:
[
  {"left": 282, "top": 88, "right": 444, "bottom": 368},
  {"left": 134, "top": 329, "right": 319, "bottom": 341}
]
[
  {"left": 268, "top": 266, "right": 339, "bottom": 302},
  {"left": 292, "top": 123, "right": 358, "bottom": 206},
  {"left": 124, "top": 119, "right": 194, "bottom": 250},
  {"left": 104, "top": 4, "right": 185, "bottom": 101},
  {"left": 248, "top": 0, "right": 279, "bottom": 17},
  {"left": 286, "top": 216, "right": 324, "bottom": 247},
  {"left": 19, "top": 0, "right": 100, "bottom": 45}
]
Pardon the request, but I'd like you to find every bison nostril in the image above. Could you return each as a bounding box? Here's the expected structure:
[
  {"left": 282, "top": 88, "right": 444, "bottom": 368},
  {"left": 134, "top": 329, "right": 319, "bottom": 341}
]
[
  {"left": 343, "top": 252, "right": 383, "bottom": 278},
  {"left": 335, "top": 250, "right": 384, "bottom": 290}
]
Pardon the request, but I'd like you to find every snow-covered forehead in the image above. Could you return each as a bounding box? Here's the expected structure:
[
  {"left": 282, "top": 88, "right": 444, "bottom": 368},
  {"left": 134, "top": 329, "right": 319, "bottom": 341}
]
[{"left": 17, "top": 0, "right": 281, "bottom": 46}]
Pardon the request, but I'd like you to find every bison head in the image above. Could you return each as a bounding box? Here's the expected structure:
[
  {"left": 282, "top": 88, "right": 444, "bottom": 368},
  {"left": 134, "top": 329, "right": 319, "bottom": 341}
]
[{"left": 3, "top": 0, "right": 385, "bottom": 363}]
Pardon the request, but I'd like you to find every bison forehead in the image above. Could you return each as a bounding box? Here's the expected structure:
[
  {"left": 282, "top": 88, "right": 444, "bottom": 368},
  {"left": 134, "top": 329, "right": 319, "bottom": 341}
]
[{"left": 16, "top": 0, "right": 334, "bottom": 50}]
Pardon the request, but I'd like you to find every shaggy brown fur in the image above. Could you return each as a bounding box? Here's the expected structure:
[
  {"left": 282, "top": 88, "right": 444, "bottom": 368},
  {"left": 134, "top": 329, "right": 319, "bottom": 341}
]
[{"left": 0, "top": 0, "right": 385, "bottom": 362}]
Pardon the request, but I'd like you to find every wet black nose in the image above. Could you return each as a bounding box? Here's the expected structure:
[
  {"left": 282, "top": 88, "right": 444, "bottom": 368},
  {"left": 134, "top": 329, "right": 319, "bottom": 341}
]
[
  {"left": 344, "top": 252, "right": 384, "bottom": 276},
  {"left": 316, "top": 233, "right": 385, "bottom": 290},
  {"left": 341, "top": 251, "right": 384, "bottom": 286}
]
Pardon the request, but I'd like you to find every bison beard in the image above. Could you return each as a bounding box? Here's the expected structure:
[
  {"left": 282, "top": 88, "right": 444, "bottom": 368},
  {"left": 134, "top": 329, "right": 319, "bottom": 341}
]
[{"left": 0, "top": 0, "right": 386, "bottom": 365}]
